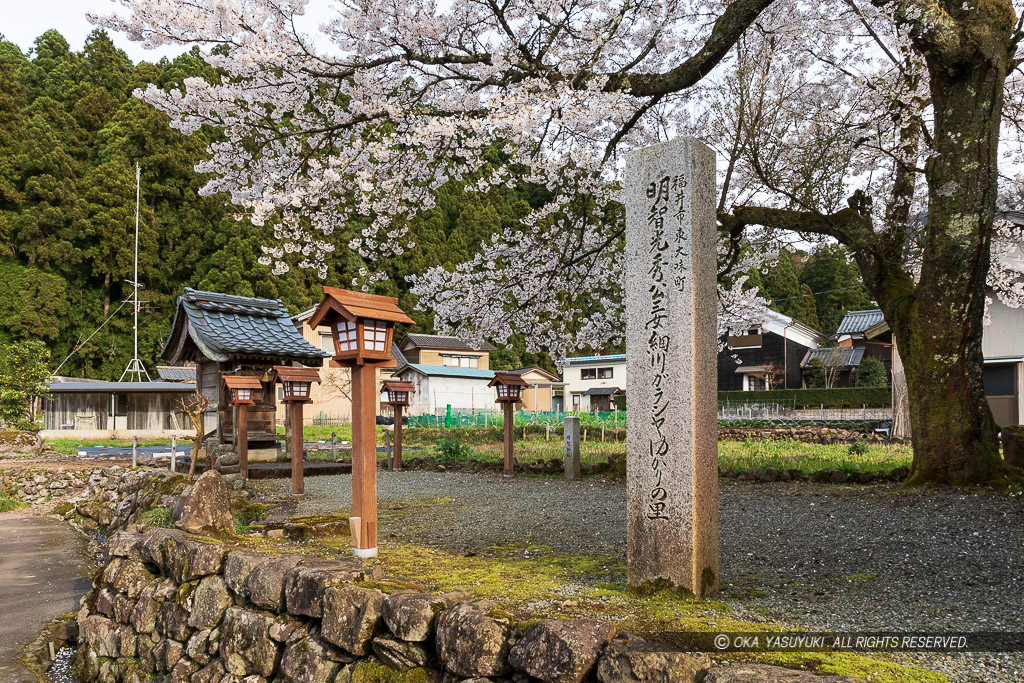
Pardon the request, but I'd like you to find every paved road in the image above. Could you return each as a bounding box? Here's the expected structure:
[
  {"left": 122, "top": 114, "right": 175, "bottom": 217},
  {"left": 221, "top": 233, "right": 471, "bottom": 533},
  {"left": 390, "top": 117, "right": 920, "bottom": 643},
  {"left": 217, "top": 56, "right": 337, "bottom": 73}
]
[{"left": 0, "top": 511, "right": 92, "bottom": 682}]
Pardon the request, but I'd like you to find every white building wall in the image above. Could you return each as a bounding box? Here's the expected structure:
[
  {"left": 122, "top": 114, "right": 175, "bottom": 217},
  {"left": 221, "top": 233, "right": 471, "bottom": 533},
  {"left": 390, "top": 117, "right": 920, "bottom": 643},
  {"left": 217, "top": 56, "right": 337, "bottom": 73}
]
[
  {"left": 406, "top": 375, "right": 496, "bottom": 415},
  {"left": 983, "top": 298, "right": 1024, "bottom": 358},
  {"left": 562, "top": 359, "right": 627, "bottom": 411}
]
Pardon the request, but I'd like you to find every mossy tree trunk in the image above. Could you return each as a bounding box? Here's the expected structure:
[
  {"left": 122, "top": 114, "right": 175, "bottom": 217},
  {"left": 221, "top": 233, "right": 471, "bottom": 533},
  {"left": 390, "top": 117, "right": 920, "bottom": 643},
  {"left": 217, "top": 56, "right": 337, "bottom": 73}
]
[{"left": 726, "top": 0, "right": 1023, "bottom": 485}]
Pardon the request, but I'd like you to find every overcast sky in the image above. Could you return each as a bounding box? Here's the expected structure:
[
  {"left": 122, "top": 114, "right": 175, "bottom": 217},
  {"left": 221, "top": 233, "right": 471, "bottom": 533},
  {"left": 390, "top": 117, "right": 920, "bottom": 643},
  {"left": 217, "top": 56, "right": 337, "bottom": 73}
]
[{"left": 3, "top": 0, "right": 339, "bottom": 63}]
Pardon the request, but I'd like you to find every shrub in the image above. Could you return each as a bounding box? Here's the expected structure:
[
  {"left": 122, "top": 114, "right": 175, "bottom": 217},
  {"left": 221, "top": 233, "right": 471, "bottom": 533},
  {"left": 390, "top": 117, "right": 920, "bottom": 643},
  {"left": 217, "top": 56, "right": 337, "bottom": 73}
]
[
  {"left": 434, "top": 438, "right": 474, "bottom": 462},
  {"left": 848, "top": 441, "right": 870, "bottom": 456},
  {"left": 857, "top": 357, "right": 889, "bottom": 388}
]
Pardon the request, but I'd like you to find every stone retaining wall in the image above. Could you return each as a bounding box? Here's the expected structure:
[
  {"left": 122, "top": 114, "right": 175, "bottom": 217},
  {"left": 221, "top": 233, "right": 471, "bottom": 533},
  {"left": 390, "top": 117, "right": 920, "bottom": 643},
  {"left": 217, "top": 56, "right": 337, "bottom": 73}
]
[
  {"left": 73, "top": 528, "right": 856, "bottom": 683},
  {"left": 718, "top": 425, "right": 894, "bottom": 444}
]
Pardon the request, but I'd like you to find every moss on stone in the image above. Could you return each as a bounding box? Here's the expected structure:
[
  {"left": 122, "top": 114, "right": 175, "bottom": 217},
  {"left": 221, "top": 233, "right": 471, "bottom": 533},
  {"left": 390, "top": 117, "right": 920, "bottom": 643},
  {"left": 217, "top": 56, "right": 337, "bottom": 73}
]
[
  {"left": 763, "top": 652, "right": 947, "bottom": 683},
  {"left": 351, "top": 661, "right": 437, "bottom": 683}
]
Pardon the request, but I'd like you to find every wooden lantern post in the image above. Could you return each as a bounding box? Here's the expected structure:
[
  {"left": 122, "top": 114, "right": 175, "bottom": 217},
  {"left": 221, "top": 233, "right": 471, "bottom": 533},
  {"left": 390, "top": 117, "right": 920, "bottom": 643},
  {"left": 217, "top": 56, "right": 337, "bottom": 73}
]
[
  {"left": 274, "top": 366, "right": 320, "bottom": 495},
  {"left": 309, "top": 287, "right": 414, "bottom": 558},
  {"left": 223, "top": 375, "right": 263, "bottom": 479},
  {"left": 489, "top": 372, "right": 527, "bottom": 477},
  {"left": 381, "top": 380, "right": 414, "bottom": 471}
]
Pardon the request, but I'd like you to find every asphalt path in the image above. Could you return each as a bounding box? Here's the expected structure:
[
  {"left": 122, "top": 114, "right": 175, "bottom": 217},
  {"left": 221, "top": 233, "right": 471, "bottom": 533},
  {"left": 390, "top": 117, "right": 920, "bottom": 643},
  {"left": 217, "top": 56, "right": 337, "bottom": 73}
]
[{"left": 0, "top": 511, "right": 92, "bottom": 681}]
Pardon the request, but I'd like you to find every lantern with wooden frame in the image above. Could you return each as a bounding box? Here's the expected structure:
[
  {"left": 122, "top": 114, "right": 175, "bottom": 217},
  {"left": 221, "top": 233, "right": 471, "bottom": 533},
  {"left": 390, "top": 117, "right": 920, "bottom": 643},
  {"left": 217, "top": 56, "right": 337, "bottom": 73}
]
[
  {"left": 310, "top": 287, "right": 415, "bottom": 368},
  {"left": 274, "top": 366, "right": 321, "bottom": 495},
  {"left": 309, "top": 287, "right": 414, "bottom": 559},
  {"left": 381, "top": 379, "right": 414, "bottom": 472},
  {"left": 224, "top": 375, "right": 261, "bottom": 406},
  {"left": 489, "top": 372, "right": 527, "bottom": 477},
  {"left": 222, "top": 375, "right": 264, "bottom": 479},
  {"left": 382, "top": 380, "right": 414, "bottom": 408}
]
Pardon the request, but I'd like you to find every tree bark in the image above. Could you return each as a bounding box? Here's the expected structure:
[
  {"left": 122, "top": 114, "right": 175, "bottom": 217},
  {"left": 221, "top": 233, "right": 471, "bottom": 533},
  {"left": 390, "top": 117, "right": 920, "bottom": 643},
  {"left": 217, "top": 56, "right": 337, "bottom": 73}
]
[{"left": 727, "top": 1, "right": 1023, "bottom": 485}]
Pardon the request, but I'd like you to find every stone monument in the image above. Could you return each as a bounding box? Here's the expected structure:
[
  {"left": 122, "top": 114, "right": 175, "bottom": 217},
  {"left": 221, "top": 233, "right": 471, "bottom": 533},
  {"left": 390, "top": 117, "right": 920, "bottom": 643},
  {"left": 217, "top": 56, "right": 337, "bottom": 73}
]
[
  {"left": 564, "top": 416, "right": 581, "bottom": 481},
  {"left": 624, "top": 137, "right": 719, "bottom": 595}
]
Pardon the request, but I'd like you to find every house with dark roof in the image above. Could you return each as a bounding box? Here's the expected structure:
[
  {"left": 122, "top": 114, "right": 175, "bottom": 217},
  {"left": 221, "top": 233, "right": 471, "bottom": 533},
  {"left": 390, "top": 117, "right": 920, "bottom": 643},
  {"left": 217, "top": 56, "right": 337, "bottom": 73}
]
[
  {"left": 718, "top": 310, "right": 825, "bottom": 391},
  {"left": 812, "top": 308, "right": 895, "bottom": 386},
  {"left": 399, "top": 333, "right": 495, "bottom": 370},
  {"left": 394, "top": 364, "right": 497, "bottom": 415},
  {"left": 161, "top": 288, "right": 329, "bottom": 458},
  {"left": 799, "top": 347, "right": 866, "bottom": 388}
]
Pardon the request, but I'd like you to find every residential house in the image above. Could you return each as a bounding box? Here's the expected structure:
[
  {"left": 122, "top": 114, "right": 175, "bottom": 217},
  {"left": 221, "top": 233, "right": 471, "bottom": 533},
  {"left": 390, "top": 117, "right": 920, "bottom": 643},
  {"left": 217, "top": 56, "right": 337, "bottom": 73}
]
[
  {"left": 561, "top": 354, "right": 626, "bottom": 411},
  {"left": 505, "top": 366, "right": 563, "bottom": 412},
  {"left": 718, "top": 310, "right": 824, "bottom": 390},
  {"left": 394, "top": 364, "right": 497, "bottom": 415},
  {"left": 398, "top": 333, "right": 495, "bottom": 369},
  {"left": 799, "top": 346, "right": 865, "bottom": 388},
  {"left": 161, "top": 288, "right": 329, "bottom": 460},
  {"left": 823, "top": 301, "right": 1024, "bottom": 426},
  {"left": 834, "top": 309, "right": 894, "bottom": 379}
]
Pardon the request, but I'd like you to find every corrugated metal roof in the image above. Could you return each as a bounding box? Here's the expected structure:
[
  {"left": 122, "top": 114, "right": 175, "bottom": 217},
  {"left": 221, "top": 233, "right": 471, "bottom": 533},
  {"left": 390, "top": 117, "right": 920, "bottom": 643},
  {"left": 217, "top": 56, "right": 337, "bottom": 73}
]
[
  {"left": 49, "top": 382, "right": 197, "bottom": 392},
  {"left": 397, "top": 364, "right": 496, "bottom": 380},
  {"left": 402, "top": 333, "right": 496, "bottom": 351},
  {"left": 801, "top": 347, "right": 865, "bottom": 368},
  {"left": 835, "top": 309, "right": 885, "bottom": 336},
  {"left": 156, "top": 366, "right": 196, "bottom": 381},
  {"left": 561, "top": 354, "right": 627, "bottom": 365},
  {"left": 161, "top": 288, "right": 330, "bottom": 363}
]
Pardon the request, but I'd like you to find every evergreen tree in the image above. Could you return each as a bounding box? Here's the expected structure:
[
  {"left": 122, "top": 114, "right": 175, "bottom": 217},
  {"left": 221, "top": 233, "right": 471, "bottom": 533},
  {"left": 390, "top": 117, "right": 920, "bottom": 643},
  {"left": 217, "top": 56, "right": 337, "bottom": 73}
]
[{"left": 798, "top": 244, "right": 874, "bottom": 335}]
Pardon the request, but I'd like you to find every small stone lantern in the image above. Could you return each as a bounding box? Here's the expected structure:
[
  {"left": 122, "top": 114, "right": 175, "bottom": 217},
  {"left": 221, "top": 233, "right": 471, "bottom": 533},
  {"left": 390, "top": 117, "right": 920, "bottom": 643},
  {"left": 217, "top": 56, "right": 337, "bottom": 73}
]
[
  {"left": 489, "top": 372, "right": 527, "bottom": 477},
  {"left": 274, "top": 366, "right": 321, "bottom": 495},
  {"left": 223, "top": 375, "right": 263, "bottom": 478}
]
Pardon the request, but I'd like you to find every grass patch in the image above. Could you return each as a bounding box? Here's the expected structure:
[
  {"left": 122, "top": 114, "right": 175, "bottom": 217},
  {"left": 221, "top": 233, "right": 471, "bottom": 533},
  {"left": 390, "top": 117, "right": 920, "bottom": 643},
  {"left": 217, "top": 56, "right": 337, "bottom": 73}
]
[
  {"left": 45, "top": 438, "right": 175, "bottom": 456},
  {"left": 137, "top": 506, "right": 174, "bottom": 529},
  {"left": 233, "top": 502, "right": 266, "bottom": 535},
  {"left": 717, "top": 439, "right": 911, "bottom": 474},
  {"left": 404, "top": 435, "right": 909, "bottom": 475},
  {"left": 0, "top": 490, "right": 27, "bottom": 513}
]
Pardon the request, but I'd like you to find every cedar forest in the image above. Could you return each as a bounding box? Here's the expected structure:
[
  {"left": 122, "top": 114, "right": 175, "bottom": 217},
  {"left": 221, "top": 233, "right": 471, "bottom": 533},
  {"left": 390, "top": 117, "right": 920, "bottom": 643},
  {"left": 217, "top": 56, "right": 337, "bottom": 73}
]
[{"left": 0, "top": 29, "right": 871, "bottom": 380}]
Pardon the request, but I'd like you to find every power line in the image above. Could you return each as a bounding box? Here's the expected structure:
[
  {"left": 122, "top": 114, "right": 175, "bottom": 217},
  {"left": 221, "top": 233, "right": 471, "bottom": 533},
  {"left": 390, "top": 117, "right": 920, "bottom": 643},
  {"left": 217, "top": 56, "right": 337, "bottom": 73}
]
[{"left": 770, "top": 283, "right": 869, "bottom": 304}]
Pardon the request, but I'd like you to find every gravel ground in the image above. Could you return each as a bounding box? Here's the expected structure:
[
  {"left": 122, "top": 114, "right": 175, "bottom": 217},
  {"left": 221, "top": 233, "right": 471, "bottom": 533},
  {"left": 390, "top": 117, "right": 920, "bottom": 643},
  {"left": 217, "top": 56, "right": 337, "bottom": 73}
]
[{"left": 257, "top": 471, "right": 1024, "bottom": 682}]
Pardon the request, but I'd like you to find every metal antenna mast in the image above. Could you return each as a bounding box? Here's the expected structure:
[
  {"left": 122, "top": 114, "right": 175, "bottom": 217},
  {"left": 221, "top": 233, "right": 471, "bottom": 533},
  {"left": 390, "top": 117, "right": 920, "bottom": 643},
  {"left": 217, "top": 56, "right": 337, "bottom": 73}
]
[{"left": 119, "top": 162, "right": 151, "bottom": 383}]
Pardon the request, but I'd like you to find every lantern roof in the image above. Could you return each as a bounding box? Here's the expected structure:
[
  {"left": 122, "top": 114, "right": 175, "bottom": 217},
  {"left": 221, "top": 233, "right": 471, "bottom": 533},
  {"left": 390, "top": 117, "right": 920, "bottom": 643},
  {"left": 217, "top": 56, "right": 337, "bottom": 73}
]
[
  {"left": 309, "top": 286, "right": 415, "bottom": 329},
  {"left": 223, "top": 375, "right": 263, "bottom": 390},
  {"left": 488, "top": 372, "right": 528, "bottom": 388},
  {"left": 274, "top": 366, "right": 322, "bottom": 384},
  {"left": 381, "top": 380, "right": 415, "bottom": 393}
]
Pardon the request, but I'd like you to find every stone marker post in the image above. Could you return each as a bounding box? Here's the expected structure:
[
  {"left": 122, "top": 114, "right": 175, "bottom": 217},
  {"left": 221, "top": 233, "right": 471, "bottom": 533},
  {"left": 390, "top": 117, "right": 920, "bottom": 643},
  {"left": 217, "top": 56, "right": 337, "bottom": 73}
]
[
  {"left": 564, "top": 416, "right": 581, "bottom": 480},
  {"left": 624, "top": 137, "right": 719, "bottom": 595}
]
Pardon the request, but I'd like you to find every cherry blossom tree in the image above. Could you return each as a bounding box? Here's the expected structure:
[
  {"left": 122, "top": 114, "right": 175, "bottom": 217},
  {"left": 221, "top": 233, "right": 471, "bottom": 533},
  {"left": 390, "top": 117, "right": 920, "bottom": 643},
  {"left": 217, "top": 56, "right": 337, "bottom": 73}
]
[{"left": 93, "top": 0, "right": 1024, "bottom": 485}]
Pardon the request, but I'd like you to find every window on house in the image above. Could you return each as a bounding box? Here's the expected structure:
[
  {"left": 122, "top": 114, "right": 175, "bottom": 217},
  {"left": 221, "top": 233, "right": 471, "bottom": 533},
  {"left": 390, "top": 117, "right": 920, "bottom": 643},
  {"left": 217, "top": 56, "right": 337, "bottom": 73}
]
[
  {"left": 581, "top": 368, "right": 597, "bottom": 380},
  {"left": 984, "top": 365, "right": 1015, "bottom": 397},
  {"left": 319, "top": 333, "right": 334, "bottom": 353},
  {"left": 598, "top": 367, "right": 613, "bottom": 379},
  {"left": 572, "top": 394, "right": 581, "bottom": 407},
  {"left": 442, "top": 355, "right": 479, "bottom": 368}
]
